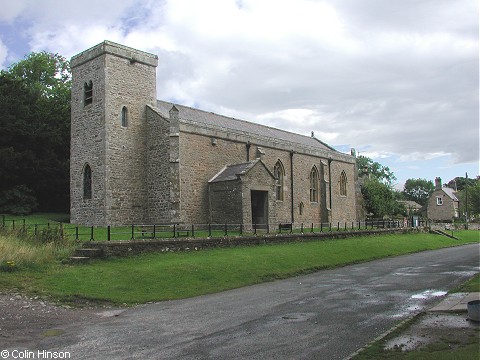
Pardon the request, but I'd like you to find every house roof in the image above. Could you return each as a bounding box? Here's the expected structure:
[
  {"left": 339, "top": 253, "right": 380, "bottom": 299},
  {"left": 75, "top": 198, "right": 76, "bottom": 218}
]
[
  {"left": 441, "top": 187, "right": 459, "bottom": 201},
  {"left": 209, "top": 160, "right": 274, "bottom": 183},
  {"left": 154, "top": 100, "right": 336, "bottom": 153}
]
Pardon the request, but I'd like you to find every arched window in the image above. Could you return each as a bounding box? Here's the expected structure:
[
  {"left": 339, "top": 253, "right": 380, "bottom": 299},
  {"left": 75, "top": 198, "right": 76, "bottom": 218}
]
[
  {"left": 310, "top": 166, "right": 319, "bottom": 203},
  {"left": 83, "top": 164, "right": 92, "bottom": 199},
  {"left": 340, "top": 171, "right": 347, "bottom": 196},
  {"left": 273, "top": 160, "right": 285, "bottom": 201},
  {"left": 121, "top": 106, "right": 128, "bottom": 127},
  {"left": 84, "top": 81, "right": 93, "bottom": 106}
]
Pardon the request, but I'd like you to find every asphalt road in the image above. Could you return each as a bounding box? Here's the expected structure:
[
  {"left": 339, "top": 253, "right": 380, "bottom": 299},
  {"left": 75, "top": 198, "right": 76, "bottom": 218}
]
[{"left": 31, "top": 244, "right": 480, "bottom": 359}]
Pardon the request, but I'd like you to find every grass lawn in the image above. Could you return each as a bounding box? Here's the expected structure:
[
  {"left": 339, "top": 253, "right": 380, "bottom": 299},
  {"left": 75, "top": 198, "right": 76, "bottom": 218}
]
[{"left": 1, "top": 229, "right": 478, "bottom": 305}]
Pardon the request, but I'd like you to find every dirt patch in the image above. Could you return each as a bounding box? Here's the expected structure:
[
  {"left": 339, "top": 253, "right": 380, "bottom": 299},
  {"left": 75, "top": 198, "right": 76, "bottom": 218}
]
[
  {"left": 0, "top": 291, "right": 118, "bottom": 349},
  {"left": 384, "top": 312, "right": 480, "bottom": 352}
]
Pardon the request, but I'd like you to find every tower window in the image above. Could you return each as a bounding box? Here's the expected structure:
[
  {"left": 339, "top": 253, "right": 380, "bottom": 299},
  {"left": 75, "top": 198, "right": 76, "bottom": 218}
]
[
  {"left": 310, "top": 166, "right": 319, "bottom": 203},
  {"left": 274, "top": 160, "right": 285, "bottom": 201},
  {"left": 83, "top": 164, "right": 92, "bottom": 199},
  {"left": 340, "top": 171, "right": 347, "bottom": 196},
  {"left": 84, "top": 81, "right": 93, "bottom": 106},
  {"left": 121, "top": 106, "right": 128, "bottom": 127}
]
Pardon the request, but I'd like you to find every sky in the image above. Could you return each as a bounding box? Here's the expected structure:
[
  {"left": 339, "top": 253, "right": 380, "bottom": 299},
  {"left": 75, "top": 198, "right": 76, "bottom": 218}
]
[{"left": 0, "top": 0, "right": 478, "bottom": 190}]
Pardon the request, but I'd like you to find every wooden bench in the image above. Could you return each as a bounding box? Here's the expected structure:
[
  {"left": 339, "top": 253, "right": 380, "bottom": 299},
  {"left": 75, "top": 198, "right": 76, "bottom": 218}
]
[{"left": 279, "top": 223, "right": 293, "bottom": 232}]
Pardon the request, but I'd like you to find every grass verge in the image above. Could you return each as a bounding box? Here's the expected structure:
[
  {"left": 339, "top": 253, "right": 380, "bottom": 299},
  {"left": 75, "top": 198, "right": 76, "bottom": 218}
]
[{"left": 1, "top": 230, "right": 478, "bottom": 305}]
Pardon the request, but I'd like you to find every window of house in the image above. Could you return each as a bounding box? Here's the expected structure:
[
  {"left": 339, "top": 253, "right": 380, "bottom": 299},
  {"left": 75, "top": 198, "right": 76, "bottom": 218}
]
[
  {"left": 310, "top": 166, "right": 319, "bottom": 203},
  {"left": 436, "top": 196, "right": 443, "bottom": 206},
  {"left": 340, "top": 171, "right": 347, "bottom": 196},
  {"left": 83, "top": 164, "right": 92, "bottom": 199},
  {"left": 274, "top": 160, "right": 285, "bottom": 201},
  {"left": 121, "top": 106, "right": 128, "bottom": 127},
  {"left": 84, "top": 81, "right": 93, "bottom": 106}
]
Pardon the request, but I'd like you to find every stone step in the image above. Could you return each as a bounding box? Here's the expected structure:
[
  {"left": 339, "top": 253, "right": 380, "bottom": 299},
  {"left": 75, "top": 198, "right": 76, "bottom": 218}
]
[
  {"left": 74, "top": 248, "right": 104, "bottom": 258},
  {"left": 69, "top": 256, "right": 92, "bottom": 264}
]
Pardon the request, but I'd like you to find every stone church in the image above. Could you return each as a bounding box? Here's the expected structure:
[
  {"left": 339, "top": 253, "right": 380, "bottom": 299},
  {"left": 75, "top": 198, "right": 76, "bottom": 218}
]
[{"left": 70, "top": 41, "right": 359, "bottom": 226}]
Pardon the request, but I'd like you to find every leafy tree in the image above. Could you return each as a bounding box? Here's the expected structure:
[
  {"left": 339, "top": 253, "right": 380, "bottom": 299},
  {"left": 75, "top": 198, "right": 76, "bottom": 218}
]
[
  {"left": 402, "top": 178, "right": 435, "bottom": 206},
  {"left": 446, "top": 176, "right": 477, "bottom": 192},
  {"left": 0, "top": 52, "right": 71, "bottom": 213},
  {"left": 356, "top": 155, "right": 403, "bottom": 218},
  {"left": 361, "top": 178, "right": 405, "bottom": 218},
  {"left": 456, "top": 178, "right": 480, "bottom": 219},
  {"left": 356, "top": 155, "right": 396, "bottom": 186}
]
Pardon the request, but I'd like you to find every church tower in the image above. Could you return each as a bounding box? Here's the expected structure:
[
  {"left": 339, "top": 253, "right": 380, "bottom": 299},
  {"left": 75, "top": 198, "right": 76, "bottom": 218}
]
[{"left": 70, "top": 41, "right": 158, "bottom": 225}]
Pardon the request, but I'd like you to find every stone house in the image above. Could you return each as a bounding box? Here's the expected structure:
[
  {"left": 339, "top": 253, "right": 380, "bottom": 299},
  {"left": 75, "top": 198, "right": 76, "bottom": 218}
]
[
  {"left": 70, "top": 41, "right": 359, "bottom": 226},
  {"left": 424, "top": 177, "right": 459, "bottom": 221}
]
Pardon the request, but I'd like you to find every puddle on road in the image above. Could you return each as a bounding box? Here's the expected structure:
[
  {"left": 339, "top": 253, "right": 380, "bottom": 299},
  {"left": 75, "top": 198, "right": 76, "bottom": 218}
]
[
  {"left": 410, "top": 290, "right": 447, "bottom": 300},
  {"left": 391, "top": 290, "right": 447, "bottom": 318}
]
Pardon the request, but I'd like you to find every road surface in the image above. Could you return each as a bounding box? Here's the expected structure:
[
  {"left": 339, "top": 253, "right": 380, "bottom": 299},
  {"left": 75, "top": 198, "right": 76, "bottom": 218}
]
[{"left": 9, "top": 244, "right": 480, "bottom": 359}]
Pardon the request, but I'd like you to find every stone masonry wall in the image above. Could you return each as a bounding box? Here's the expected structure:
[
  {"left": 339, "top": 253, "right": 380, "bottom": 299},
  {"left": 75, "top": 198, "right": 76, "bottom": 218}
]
[
  {"left": 178, "top": 125, "right": 357, "bottom": 225},
  {"left": 70, "top": 53, "right": 107, "bottom": 226},
  {"left": 426, "top": 189, "right": 458, "bottom": 221},
  {"left": 70, "top": 41, "right": 157, "bottom": 226},
  {"left": 209, "top": 180, "right": 243, "bottom": 224},
  {"left": 146, "top": 107, "right": 171, "bottom": 223}
]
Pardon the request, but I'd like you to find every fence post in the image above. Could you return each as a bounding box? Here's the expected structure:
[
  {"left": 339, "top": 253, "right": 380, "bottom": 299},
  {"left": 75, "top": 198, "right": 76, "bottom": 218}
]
[
  {"left": 208, "top": 223, "right": 212, "bottom": 237},
  {"left": 254, "top": 223, "right": 257, "bottom": 235},
  {"left": 12, "top": 219, "right": 15, "bottom": 230},
  {"left": 267, "top": 223, "right": 270, "bottom": 234},
  {"left": 131, "top": 224, "right": 135, "bottom": 240},
  {"left": 301, "top": 223, "right": 304, "bottom": 233},
  {"left": 337, "top": 222, "right": 340, "bottom": 231},
  {"left": 311, "top": 223, "right": 314, "bottom": 233},
  {"left": 191, "top": 224, "right": 195, "bottom": 238},
  {"left": 240, "top": 223, "right": 243, "bottom": 235},
  {"left": 320, "top": 222, "right": 323, "bottom": 232},
  {"left": 107, "top": 226, "right": 111, "bottom": 241},
  {"left": 153, "top": 224, "right": 156, "bottom": 239},
  {"left": 224, "top": 223, "right": 228, "bottom": 237},
  {"left": 279, "top": 223, "right": 282, "bottom": 234},
  {"left": 90, "top": 226, "right": 94, "bottom": 241},
  {"left": 329, "top": 223, "right": 332, "bottom": 232},
  {"left": 173, "top": 224, "right": 176, "bottom": 238},
  {"left": 75, "top": 226, "right": 79, "bottom": 241}
]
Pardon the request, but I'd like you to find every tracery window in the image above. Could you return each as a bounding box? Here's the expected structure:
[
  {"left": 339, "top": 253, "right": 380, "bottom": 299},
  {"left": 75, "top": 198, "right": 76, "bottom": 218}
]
[
  {"left": 340, "top": 171, "right": 347, "bottom": 196},
  {"left": 274, "top": 160, "right": 285, "bottom": 201},
  {"left": 310, "top": 166, "right": 319, "bottom": 203}
]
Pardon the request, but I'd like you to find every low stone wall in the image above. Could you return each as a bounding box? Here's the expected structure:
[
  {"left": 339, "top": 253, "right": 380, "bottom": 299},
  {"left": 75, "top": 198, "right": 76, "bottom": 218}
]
[{"left": 85, "top": 228, "right": 419, "bottom": 258}]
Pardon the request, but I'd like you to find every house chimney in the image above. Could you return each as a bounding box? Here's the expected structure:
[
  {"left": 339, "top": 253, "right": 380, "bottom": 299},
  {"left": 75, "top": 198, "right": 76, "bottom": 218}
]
[{"left": 435, "top": 177, "right": 442, "bottom": 190}]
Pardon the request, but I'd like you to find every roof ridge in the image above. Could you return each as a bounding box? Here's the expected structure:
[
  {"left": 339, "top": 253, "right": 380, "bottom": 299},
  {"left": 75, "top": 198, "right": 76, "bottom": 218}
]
[{"left": 156, "top": 100, "right": 337, "bottom": 153}]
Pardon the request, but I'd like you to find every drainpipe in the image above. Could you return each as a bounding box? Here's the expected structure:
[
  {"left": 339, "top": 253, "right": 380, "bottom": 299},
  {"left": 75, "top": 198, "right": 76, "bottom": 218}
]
[
  {"left": 328, "top": 157, "right": 333, "bottom": 220},
  {"left": 290, "top": 150, "right": 294, "bottom": 224},
  {"left": 246, "top": 141, "right": 251, "bottom": 162}
]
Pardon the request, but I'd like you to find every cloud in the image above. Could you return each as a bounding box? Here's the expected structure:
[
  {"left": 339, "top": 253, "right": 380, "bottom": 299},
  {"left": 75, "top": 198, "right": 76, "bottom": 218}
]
[{"left": 0, "top": 0, "right": 477, "bottom": 179}]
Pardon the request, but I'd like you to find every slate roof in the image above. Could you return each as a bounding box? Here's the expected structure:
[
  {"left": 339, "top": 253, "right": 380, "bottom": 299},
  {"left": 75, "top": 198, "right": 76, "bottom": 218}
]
[
  {"left": 209, "top": 161, "right": 259, "bottom": 183},
  {"left": 155, "top": 100, "right": 335, "bottom": 152},
  {"left": 442, "top": 187, "right": 459, "bottom": 201}
]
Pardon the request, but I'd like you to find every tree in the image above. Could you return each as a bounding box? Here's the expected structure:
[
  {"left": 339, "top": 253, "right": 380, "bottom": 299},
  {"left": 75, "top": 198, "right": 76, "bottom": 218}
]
[
  {"left": 361, "top": 178, "right": 405, "bottom": 218},
  {"left": 0, "top": 52, "right": 71, "bottom": 213},
  {"left": 456, "top": 178, "right": 480, "bottom": 219},
  {"left": 402, "top": 178, "right": 435, "bottom": 206},
  {"left": 356, "top": 155, "right": 396, "bottom": 186},
  {"left": 356, "top": 155, "right": 403, "bottom": 218}
]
